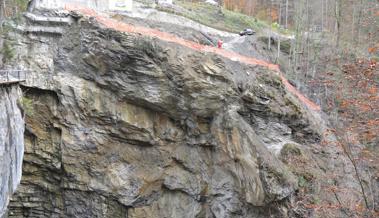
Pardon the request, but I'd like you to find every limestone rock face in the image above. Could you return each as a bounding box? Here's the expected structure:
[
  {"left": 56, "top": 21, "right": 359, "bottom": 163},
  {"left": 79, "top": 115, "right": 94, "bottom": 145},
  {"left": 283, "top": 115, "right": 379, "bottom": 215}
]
[
  {"left": 0, "top": 85, "right": 24, "bottom": 217},
  {"left": 5, "top": 12, "right": 365, "bottom": 218}
]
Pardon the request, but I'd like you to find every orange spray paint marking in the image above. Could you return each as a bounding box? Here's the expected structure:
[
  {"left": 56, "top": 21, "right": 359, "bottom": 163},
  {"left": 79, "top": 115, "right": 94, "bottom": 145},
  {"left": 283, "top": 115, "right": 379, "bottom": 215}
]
[{"left": 64, "top": 4, "right": 321, "bottom": 111}]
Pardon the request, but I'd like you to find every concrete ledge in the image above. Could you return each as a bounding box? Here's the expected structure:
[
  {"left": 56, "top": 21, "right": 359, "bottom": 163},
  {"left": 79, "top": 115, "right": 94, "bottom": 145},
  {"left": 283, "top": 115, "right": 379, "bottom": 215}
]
[
  {"left": 16, "top": 25, "right": 64, "bottom": 35},
  {"left": 24, "top": 12, "right": 73, "bottom": 25},
  {"left": 0, "top": 80, "right": 25, "bottom": 86}
]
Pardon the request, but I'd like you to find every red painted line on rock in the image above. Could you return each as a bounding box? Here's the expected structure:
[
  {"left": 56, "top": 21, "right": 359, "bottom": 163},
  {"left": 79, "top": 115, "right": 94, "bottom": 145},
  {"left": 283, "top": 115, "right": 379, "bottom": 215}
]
[
  {"left": 64, "top": 5, "right": 321, "bottom": 111},
  {"left": 279, "top": 74, "right": 321, "bottom": 111}
]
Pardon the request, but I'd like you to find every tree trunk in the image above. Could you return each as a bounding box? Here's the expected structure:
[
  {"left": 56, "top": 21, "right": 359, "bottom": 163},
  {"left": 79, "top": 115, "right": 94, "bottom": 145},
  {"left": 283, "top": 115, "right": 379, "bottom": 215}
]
[
  {"left": 305, "top": 0, "right": 310, "bottom": 79},
  {"left": 285, "top": 0, "right": 288, "bottom": 28},
  {"left": 351, "top": 3, "right": 355, "bottom": 39},
  {"left": 321, "top": 0, "right": 324, "bottom": 31},
  {"left": 218, "top": 0, "right": 224, "bottom": 15},
  {"left": 355, "top": 0, "right": 363, "bottom": 49},
  {"left": 268, "top": 0, "right": 272, "bottom": 50},
  {"left": 0, "top": 0, "right": 5, "bottom": 30},
  {"left": 325, "top": 0, "right": 328, "bottom": 30},
  {"left": 277, "top": 0, "right": 282, "bottom": 60},
  {"left": 334, "top": 0, "right": 341, "bottom": 48}
]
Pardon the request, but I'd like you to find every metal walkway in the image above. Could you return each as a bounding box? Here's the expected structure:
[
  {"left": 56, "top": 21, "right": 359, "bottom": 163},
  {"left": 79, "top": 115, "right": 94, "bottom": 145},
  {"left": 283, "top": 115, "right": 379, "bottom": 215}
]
[{"left": 0, "top": 70, "right": 27, "bottom": 85}]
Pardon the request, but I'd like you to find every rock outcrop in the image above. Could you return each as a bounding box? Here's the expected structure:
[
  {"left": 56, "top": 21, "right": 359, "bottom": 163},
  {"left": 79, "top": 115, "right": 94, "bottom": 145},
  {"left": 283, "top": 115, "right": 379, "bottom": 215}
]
[
  {"left": 0, "top": 85, "right": 24, "bottom": 217},
  {"left": 3, "top": 10, "right": 366, "bottom": 218}
]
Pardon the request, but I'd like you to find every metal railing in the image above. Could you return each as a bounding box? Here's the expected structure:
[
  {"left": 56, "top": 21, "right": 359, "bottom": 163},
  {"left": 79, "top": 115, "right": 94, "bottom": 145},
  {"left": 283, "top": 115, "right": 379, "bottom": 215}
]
[{"left": 0, "top": 70, "right": 28, "bottom": 84}]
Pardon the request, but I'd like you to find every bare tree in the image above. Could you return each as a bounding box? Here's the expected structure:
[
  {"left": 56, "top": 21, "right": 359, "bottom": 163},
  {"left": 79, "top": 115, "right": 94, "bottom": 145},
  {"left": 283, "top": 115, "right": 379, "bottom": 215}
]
[
  {"left": 268, "top": 0, "right": 272, "bottom": 50},
  {"left": 285, "top": 0, "right": 288, "bottom": 28},
  {"left": 334, "top": 0, "right": 341, "bottom": 48},
  {"left": 0, "top": 0, "right": 5, "bottom": 30},
  {"left": 277, "top": 0, "right": 282, "bottom": 60}
]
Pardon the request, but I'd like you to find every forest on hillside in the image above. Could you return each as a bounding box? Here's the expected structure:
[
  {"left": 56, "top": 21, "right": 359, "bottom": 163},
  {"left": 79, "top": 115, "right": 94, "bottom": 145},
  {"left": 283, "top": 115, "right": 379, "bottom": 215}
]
[{"left": 223, "top": 0, "right": 379, "bottom": 216}]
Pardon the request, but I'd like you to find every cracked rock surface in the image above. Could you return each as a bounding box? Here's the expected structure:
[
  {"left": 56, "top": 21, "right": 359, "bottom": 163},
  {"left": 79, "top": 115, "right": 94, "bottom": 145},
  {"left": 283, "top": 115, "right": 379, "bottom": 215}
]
[{"left": 3, "top": 12, "right": 365, "bottom": 218}]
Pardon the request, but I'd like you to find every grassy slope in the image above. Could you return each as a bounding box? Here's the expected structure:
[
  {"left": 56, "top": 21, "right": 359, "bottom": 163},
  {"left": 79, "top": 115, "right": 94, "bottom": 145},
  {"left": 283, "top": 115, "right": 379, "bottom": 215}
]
[
  {"left": 135, "top": 0, "right": 293, "bottom": 36},
  {"left": 173, "top": 0, "right": 267, "bottom": 33}
]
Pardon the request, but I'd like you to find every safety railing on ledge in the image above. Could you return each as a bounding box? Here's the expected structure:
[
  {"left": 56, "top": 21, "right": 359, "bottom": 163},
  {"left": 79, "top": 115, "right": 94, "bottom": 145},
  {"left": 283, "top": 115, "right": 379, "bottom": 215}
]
[{"left": 0, "top": 70, "right": 28, "bottom": 85}]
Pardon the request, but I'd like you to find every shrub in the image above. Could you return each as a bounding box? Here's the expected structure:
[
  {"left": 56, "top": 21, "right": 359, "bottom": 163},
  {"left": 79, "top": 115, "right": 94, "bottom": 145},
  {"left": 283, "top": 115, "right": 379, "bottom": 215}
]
[
  {"left": 1, "top": 39, "right": 15, "bottom": 62},
  {"left": 20, "top": 96, "right": 34, "bottom": 116}
]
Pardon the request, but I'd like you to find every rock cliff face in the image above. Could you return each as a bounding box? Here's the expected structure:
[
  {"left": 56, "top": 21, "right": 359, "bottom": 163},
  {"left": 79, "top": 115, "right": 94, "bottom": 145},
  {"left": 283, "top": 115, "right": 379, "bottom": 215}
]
[
  {"left": 4, "top": 10, "right": 365, "bottom": 218},
  {"left": 0, "top": 85, "right": 24, "bottom": 217}
]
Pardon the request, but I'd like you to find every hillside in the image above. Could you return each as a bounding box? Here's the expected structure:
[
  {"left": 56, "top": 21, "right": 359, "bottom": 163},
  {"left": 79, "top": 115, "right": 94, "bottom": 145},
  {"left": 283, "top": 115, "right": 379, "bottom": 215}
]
[{"left": 0, "top": 0, "right": 377, "bottom": 218}]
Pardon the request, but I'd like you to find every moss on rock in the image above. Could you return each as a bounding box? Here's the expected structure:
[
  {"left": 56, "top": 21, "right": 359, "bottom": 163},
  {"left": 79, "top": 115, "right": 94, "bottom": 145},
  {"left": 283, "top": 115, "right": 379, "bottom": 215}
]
[{"left": 280, "top": 143, "right": 302, "bottom": 157}]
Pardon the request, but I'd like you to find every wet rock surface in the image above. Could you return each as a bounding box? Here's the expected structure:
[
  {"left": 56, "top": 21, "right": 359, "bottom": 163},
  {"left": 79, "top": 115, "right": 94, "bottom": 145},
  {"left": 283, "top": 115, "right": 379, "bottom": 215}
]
[{"left": 4, "top": 12, "right": 366, "bottom": 218}]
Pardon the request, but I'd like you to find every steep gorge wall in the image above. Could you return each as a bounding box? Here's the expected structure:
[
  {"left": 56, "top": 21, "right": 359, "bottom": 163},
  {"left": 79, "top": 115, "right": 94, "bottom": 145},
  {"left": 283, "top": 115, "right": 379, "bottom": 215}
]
[
  {"left": 4, "top": 11, "right": 367, "bottom": 218},
  {"left": 0, "top": 85, "right": 24, "bottom": 218}
]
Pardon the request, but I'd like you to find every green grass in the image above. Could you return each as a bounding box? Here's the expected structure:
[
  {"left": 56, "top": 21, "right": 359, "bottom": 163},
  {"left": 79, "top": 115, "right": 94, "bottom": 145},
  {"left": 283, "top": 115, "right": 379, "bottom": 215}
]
[
  {"left": 135, "top": 0, "right": 294, "bottom": 35},
  {"left": 15, "top": 0, "right": 29, "bottom": 11},
  {"left": 298, "top": 175, "right": 308, "bottom": 188},
  {"left": 20, "top": 96, "right": 34, "bottom": 116},
  {"left": 1, "top": 22, "right": 18, "bottom": 63},
  {"left": 271, "top": 22, "right": 293, "bottom": 35},
  {"left": 159, "top": 0, "right": 269, "bottom": 33},
  {"left": 1, "top": 39, "right": 15, "bottom": 63},
  {"left": 221, "top": 8, "right": 267, "bottom": 32}
]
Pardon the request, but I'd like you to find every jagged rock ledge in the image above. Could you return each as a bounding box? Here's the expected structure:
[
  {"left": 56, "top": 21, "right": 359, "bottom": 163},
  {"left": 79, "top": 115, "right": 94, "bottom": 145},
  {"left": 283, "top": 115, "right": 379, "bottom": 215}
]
[{"left": 3, "top": 11, "right": 365, "bottom": 218}]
